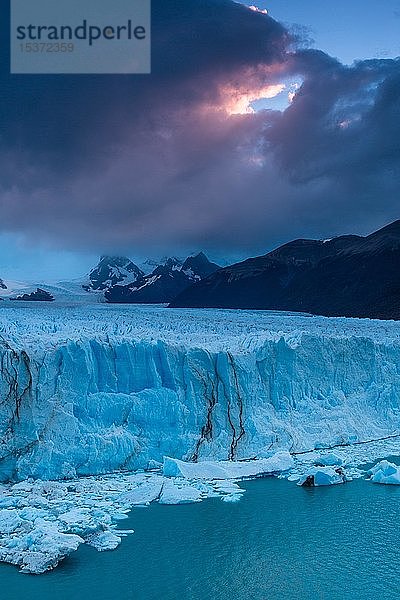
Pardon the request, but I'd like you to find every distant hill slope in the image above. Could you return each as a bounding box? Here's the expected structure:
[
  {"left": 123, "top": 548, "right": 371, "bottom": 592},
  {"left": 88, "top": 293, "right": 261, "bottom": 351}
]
[
  {"left": 0, "top": 280, "right": 96, "bottom": 303},
  {"left": 170, "top": 220, "right": 400, "bottom": 320},
  {"left": 11, "top": 288, "right": 54, "bottom": 302},
  {"left": 106, "top": 252, "right": 221, "bottom": 304}
]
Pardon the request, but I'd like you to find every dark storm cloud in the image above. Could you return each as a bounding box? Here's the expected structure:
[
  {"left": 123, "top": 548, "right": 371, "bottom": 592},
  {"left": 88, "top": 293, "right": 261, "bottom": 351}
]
[
  {"left": 262, "top": 51, "right": 400, "bottom": 238},
  {"left": 0, "top": 0, "right": 399, "bottom": 255},
  {"left": 0, "top": 0, "right": 288, "bottom": 167},
  {"left": 269, "top": 52, "right": 400, "bottom": 180}
]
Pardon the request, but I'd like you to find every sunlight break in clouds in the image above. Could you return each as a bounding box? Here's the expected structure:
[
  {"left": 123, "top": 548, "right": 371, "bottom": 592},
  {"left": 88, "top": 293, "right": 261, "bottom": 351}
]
[{"left": 222, "top": 83, "right": 286, "bottom": 115}]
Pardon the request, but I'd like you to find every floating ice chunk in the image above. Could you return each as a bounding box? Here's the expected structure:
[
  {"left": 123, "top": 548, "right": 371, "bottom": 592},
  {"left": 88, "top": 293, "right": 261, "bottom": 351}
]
[
  {"left": 117, "top": 478, "right": 164, "bottom": 505},
  {"left": 315, "top": 453, "right": 343, "bottom": 467},
  {"left": 58, "top": 508, "right": 108, "bottom": 536},
  {"left": 368, "top": 460, "right": 400, "bottom": 485},
  {"left": 17, "top": 551, "right": 68, "bottom": 575},
  {"left": 1, "top": 466, "right": 289, "bottom": 575},
  {"left": 159, "top": 481, "right": 203, "bottom": 504},
  {"left": 221, "top": 494, "right": 242, "bottom": 503},
  {"left": 86, "top": 531, "right": 122, "bottom": 551},
  {"left": 163, "top": 452, "right": 294, "bottom": 480},
  {"left": 213, "top": 481, "right": 243, "bottom": 494},
  {"left": 297, "top": 466, "right": 346, "bottom": 487},
  {"left": 7, "top": 522, "right": 83, "bottom": 574}
]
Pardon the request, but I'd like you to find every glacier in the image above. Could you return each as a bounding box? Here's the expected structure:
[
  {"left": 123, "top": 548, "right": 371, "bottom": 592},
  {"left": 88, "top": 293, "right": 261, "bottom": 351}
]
[
  {"left": 2, "top": 303, "right": 400, "bottom": 573},
  {"left": 1, "top": 303, "right": 400, "bottom": 482}
]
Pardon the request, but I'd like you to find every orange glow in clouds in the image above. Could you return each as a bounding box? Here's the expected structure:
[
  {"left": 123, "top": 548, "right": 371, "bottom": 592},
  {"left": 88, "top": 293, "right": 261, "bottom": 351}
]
[{"left": 222, "top": 83, "right": 285, "bottom": 115}]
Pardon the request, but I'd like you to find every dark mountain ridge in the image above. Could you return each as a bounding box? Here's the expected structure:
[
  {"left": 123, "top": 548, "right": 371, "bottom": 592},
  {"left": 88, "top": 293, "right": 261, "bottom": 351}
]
[
  {"left": 11, "top": 288, "right": 54, "bottom": 302},
  {"left": 170, "top": 220, "right": 400, "bottom": 320}
]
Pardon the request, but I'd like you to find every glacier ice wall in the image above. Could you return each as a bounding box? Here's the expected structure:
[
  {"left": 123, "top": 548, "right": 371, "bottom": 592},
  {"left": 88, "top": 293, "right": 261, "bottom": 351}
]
[{"left": 1, "top": 305, "right": 400, "bottom": 481}]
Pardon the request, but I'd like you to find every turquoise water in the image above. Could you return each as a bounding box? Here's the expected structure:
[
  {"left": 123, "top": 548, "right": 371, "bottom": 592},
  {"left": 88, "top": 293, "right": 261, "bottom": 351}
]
[{"left": 1, "top": 477, "right": 400, "bottom": 600}]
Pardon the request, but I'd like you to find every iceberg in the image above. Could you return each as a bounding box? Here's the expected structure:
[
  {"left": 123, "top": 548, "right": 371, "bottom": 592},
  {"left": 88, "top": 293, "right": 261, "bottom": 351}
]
[
  {"left": 163, "top": 452, "right": 294, "bottom": 479},
  {"left": 368, "top": 460, "right": 400, "bottom": 485},
  {"left": 297, "top": 466, "right": 347, "bottom": 487},
  {"left": 1, "top": 304, "right": 400, "bottom": 482}
]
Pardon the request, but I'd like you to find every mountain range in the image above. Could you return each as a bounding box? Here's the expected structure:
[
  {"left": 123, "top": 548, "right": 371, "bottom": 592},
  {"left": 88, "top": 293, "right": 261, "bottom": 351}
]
[
  {"left": 1, "top": 220, "right": 399, "bottom": 319},
  {"left": 0, "top": 252, "right": 221, "bottom": 304},
  {"left": 105, "top": 252, "right": 221, "bottom": 303},
  {"left": 170, "top": 220, "right": 400, "bottom": 320}
]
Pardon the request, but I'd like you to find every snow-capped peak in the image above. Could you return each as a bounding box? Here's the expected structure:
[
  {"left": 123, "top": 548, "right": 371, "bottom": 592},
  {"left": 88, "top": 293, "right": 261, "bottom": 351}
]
[
  {"left": 84, "top": 256, "right": 144, "bottom": 292},
  {"left": 105, "top": 252, "right": 221, "bottom": 304}
]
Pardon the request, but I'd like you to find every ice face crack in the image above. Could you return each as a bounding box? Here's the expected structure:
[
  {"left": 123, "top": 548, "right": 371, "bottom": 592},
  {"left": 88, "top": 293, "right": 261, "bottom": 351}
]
[
  {"left": 227, "top": 352, "right": 245, "bottom": 459},
  {"left": 190, "top": 353, "right": 218, "bottom": 461}
]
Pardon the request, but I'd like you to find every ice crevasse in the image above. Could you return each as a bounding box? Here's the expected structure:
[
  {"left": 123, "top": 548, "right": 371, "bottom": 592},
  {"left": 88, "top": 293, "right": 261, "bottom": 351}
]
[{"left": 1, "top": 305, "right": 400, "bottom": 482}]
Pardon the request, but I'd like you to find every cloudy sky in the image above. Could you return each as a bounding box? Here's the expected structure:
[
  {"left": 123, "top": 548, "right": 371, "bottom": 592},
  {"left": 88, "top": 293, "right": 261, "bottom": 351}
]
[{"left": 1, "top": 0, "right": 400, "bottom": 280}]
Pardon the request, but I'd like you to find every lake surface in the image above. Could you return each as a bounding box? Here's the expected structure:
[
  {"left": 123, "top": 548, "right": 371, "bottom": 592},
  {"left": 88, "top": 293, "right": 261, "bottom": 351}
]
[{"left": 1, "top": 476, "right": 400, "bottom": 600}]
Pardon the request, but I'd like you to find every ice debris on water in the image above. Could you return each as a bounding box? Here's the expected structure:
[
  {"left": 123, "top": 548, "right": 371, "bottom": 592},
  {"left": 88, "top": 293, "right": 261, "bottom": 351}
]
[{"left": 0, "top": 453, "right": 290, "bottom": 574}]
